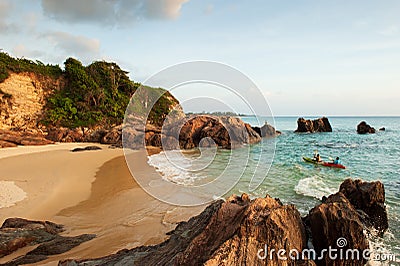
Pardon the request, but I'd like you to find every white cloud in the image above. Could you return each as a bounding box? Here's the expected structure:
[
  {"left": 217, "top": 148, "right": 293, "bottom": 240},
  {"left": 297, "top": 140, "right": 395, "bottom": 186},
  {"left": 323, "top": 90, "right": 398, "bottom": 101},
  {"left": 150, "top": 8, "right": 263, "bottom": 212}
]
[
  {"left": 45, "top": 31, "right": 100, "bottom": 62},
  {"left": 379, "top": 25, "right": 399, "bottom": 36},
  {"left": 204, "top": 4, "right": 213, "bottom": 15},
  {"left": 41, "top": 0, "right": 189, "bottom": 26},
  {"left": 0, "top": 1, "right": 18, "bottom": 33},
  {"left": 12, "top": 44, "right": 44, "bottom": 58}
]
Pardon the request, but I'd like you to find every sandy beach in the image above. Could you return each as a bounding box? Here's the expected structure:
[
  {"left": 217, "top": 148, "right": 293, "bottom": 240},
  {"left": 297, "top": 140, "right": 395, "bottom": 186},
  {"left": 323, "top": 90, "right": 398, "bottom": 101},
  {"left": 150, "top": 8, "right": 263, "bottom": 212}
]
[{"left": 0, "top": 144, "right": 205, "bottom": 265}]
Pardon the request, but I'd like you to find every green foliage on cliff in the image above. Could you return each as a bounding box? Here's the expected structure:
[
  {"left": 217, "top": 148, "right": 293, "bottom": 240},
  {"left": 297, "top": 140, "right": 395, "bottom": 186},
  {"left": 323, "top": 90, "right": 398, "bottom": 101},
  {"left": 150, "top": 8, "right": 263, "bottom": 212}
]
[
  {"left": 45, "top": 58, "right": 140, "bottom": 127},
  {"left": 126, "top": 85, "right": 178, "bottom": 127},
  {"left": 0, "top": 51, "right": 62, "bottom": 83},
  {"left": 0, "top": 51, "right": 179, "bottom": 128}
]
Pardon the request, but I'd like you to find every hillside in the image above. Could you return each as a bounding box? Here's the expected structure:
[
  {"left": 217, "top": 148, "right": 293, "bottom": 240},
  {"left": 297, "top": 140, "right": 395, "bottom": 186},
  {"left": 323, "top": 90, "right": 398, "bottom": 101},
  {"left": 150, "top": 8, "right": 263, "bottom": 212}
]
[{"left": 0, "top": 52, "right": 179, "bottom": 131}]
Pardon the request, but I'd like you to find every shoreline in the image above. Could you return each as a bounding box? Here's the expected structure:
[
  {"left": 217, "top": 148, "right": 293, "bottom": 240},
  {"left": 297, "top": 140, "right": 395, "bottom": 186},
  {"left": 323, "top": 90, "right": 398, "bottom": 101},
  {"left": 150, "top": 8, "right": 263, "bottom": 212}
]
[{"left": 0, "top": 144, "right": 205, "bottom": 265}]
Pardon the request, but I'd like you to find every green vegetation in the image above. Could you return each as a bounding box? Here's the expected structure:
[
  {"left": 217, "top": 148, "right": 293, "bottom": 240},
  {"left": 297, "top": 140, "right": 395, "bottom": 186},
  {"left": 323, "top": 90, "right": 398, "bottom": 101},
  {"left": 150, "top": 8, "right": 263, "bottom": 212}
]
[
  {"left": 0, "top": 51, "right": 62, "bottom": 83},
  {"left": 45, "top": 58, "right": 140, "bottom": 127},
  {"left": 0, "top": 51, "right": 179, "bottom": 128}
]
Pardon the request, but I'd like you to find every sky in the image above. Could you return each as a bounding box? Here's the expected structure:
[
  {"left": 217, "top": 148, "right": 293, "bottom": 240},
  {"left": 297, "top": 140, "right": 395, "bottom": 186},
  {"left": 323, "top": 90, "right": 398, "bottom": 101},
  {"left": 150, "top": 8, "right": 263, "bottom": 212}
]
[{"left": 1, "top": 0, "right": 400, "bottom": 116}]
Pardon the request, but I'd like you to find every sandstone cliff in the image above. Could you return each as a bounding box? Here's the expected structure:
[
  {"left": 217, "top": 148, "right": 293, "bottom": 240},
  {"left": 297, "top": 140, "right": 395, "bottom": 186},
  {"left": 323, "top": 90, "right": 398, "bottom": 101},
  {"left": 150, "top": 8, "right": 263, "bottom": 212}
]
[{"left": 0, "top": 72, "right": 63, "bottom": 131}]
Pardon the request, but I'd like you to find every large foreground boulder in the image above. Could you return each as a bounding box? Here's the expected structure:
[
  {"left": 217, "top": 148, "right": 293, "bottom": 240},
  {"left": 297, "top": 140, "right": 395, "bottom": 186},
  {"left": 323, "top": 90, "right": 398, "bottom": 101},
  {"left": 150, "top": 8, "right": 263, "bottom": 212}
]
[
  {"left": 357, "top": 121, "right": 376, "bottom": 134},
  {"left": 60, "top": 194, "right": 312, "bottom": 266},
  {"left": 307, "top": 193, "right": 369, "bottom": 266},
  {"left": 339, "top": 179, "right": 388, "bottom": 234},
  {"left": 305, "top": 178, "right": 388, "bottom": 265},
  {"left": 295, "top": 117, "right": 332, "bottom": 133}
]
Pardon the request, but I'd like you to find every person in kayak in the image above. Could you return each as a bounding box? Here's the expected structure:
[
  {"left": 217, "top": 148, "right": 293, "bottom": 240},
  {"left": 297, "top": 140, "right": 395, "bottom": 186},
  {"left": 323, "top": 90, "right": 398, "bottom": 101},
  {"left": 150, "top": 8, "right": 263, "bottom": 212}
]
[
  {"left": 333, "top": 157, "right": 341, "bottom": 165},
  {"left": 313, "top": 153, "right": 322, "bottom": 162}
]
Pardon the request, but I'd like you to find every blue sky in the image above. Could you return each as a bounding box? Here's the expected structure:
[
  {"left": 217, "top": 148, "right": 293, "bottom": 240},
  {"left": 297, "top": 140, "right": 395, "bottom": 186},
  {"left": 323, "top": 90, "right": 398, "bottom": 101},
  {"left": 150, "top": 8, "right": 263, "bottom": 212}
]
[{"left": 1, "top": 0, "right": 400, "bottom": 116}]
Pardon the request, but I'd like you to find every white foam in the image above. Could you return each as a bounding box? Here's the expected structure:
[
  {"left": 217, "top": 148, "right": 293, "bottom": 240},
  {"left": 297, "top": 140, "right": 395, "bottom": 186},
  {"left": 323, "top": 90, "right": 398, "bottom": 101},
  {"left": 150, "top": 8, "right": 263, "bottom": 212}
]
[
  {"left": 147, "top": 151, "right": 199, "bottom": 185},
  {"left": 0, "top": 181, "right": 27, "bottom": 208},
  {"left": 294, "top": 176, "right": 337, "bottom": 200}
]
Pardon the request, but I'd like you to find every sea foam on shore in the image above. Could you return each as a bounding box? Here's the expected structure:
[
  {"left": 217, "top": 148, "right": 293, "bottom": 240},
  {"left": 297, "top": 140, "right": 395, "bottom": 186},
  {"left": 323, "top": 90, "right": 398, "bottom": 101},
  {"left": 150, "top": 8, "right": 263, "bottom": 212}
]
[{"left": 0, "top": 181, "right": 26, "bottom": 208}]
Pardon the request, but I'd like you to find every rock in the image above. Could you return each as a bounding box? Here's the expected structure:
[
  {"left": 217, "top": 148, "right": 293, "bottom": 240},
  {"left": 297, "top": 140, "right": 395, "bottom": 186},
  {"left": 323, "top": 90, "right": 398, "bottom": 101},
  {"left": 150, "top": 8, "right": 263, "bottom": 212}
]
[
  {"left": 71, "top": 146, "right": 102, "bottom": 152},
  {"left": 0, "top": 140, "right": 17, "bottom": 148},
  {"left": 295, "top": 117, "right": 332, "bottom": 133},
  {"left": 3, "top": 234, "right": 96, "bottom": 266},
  {"left": 0, "top": 129, "right": 54, "bottom": 148},
  {"left": 175, "top": 116, "right": 261, "bottom": 149},
  {"left": 101, "top": 128, "right": 121, "bottom": 145},
  {"left": 83, "top": 128, "right": 107, "bottom": 142},
  {"left": 339, "top": 179, "right": 388, "bottom": 234},
  {"left": 357, "top": 121, "right": 376, "bottom": 134},
  {"left": 60, "top": 194, "right": 310, "bottom": 265},
  {"left": 46, "top": 127, "right": 85, "bottom": 142},
  {"left": 379, "top": 127, "right": 385, "bottom": 131},
  {"left": 253, "top": 122, "right": 281, "bottom": 138},
  {"left": 251, "top": 126, "right": 261, "bottom": 136},
  {"left": 0, "top": 218, "right": 94, "bottom": 265},
  {"left": 308, "top": 192, "right": 369, "bottom": 266}
]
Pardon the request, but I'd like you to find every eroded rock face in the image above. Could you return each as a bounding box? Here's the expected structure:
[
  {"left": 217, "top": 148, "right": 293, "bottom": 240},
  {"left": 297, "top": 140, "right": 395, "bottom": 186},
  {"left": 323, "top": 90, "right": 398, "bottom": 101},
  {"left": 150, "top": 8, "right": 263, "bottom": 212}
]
[
  {"left": 0, "top": 218, "right": 95, "bottom": 265},
  {"left": 60, "top": 194, "right": 309, "bottom": 266},
  {"left": 339, "top": 179, "right": 388, "bottom": 234},
  {"left": 357, "top": 121, "right": 376, "bottom": 134},
  {"left": 308, "top": 193, "right": 369, "bottom": 266},
  {"left": 295, "top": 117, "right": 332, "bottom": 133},
  {"left": 0, "top": 73, "right": 64, "bottom": 131}
]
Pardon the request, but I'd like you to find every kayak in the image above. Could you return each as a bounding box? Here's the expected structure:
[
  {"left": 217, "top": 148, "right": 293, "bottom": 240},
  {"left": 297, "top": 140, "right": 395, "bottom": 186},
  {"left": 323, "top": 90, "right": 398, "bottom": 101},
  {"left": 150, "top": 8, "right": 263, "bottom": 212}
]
[{"left": 302, "top": 157, "right": 346, "bottom": 169}]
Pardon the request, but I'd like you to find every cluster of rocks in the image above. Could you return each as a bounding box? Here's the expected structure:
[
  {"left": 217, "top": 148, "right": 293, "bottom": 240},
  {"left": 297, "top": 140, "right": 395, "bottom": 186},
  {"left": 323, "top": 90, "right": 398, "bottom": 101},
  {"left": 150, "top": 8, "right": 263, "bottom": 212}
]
[
  {"left": 44, "top": 115, "right": 279, "bottom": 151},
  {"left": 0, "top": 129, "right": 53, "bottom": 148},
  {"left": 295, "top": 117, "right": 333, "bottom": 133},
  {"left": 356, "top": 121, "right": 386, "bottom": 134},
  {"left": 0, "top": 218, "right": 95, "bottom": 265},
  {"left": 295, "top": 118, "right": 387, "bottom": 135},
  {"left": 56, "top": 178, "right": 387, "bottom": 266}
]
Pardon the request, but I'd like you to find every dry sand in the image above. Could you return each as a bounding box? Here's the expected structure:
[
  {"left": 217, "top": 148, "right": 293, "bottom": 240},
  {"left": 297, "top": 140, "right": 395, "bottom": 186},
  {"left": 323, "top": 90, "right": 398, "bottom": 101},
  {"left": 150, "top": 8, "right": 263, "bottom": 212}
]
[{"left": 0, "top": 144, "right": 205, "bottom": 265}]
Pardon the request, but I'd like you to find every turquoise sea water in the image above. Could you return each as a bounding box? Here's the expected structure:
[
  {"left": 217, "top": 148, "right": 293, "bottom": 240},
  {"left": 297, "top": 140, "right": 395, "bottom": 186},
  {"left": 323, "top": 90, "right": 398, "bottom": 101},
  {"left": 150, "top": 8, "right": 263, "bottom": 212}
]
[{"left": 149, "top": 116, "right": 400, "bottom": 263}]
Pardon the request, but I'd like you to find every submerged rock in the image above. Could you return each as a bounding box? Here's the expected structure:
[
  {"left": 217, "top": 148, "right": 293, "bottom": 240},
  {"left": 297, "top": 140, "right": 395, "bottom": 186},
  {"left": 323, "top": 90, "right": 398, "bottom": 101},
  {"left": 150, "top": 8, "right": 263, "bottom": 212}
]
[
  {"left": 295, "top": 117, "right": 332, "bottom": 133},
  {"left": 357, "top": 121, "right": 376, "bottom": 134},
  {"left": 379, "top": 127, "right": 386, "bottom": 131}
]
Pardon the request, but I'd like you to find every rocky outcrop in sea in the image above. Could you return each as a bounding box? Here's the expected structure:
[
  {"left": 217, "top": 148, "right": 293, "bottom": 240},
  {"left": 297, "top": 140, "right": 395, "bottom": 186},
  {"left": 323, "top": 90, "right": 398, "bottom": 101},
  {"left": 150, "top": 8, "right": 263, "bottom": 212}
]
[
  {"left": 357, "top": 121, "right": 376, "bottom": 134},
  {"left": 295, "top": 117, "right": 332, "bottom": 133}
]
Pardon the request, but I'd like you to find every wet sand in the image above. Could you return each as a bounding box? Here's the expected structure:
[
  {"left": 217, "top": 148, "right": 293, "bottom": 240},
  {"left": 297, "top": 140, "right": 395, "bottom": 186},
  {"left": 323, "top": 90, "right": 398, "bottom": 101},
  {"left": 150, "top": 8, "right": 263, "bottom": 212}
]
[{"left": 0, "top": 144, "right": 205, "bottom": 265}]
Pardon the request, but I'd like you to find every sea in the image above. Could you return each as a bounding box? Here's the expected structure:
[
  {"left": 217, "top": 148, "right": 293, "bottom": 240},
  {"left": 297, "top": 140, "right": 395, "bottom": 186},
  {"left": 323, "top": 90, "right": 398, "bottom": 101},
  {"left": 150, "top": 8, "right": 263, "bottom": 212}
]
[{"left": 148, "top": 116, "right": 400, "bottom": 264}]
